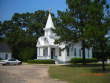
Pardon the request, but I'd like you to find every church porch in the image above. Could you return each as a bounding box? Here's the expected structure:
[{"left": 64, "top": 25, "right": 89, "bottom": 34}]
[{"left": 37, "top": 45, "right": 58, "bottom": 60}]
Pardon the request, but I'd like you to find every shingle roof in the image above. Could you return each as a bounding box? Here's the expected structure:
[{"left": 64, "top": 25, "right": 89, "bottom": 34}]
[{"left": 0, "top": 43, "right": 11, "bottom": 52}]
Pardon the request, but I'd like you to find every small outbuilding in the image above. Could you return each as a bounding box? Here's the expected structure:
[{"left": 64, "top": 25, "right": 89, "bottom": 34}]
[{"left": 0, "top": 43, "right": 12, "bottom": 59}]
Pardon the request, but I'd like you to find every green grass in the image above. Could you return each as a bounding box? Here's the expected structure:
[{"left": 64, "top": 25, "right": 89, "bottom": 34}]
[{"left": 49, "top": 64, "right": 110, "bottom": 83}]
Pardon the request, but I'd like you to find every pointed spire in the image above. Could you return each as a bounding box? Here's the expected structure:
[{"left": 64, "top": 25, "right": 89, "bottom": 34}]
[{"left": 44, "top": 10, "right": 55, "bottom": 29}]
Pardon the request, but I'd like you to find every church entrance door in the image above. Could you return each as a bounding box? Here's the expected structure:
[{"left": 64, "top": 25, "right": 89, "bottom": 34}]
[{"left": 51, "top": 48, "right": 55, "bottom": 59}]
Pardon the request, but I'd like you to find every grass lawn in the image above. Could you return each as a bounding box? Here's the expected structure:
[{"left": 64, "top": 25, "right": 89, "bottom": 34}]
[{"left": 49, "top": 64, "right": 110, "bottom": 83}]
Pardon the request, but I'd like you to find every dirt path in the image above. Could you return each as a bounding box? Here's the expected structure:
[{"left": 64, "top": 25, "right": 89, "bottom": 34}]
[{"left": 0, "top": 64, "right": 66, "bottom": 83}]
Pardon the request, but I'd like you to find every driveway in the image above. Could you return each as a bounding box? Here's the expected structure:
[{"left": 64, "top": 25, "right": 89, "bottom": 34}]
[{"left": 0, "top": 64, "right": 66, "bottom": 83}]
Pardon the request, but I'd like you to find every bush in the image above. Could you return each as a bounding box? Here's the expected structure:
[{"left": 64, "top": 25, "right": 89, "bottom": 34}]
[
  {"left": 19, "top": 47, "right": 35, "bottom": 62},
  {"left": 93, "top": 51, "right": 109, "bottom": 61},
  {"left": 27, "top": 59, "right": 55, "bottom": 64},
  {"left": 70, "top": 58, "right": 98, "bottom": 64}
]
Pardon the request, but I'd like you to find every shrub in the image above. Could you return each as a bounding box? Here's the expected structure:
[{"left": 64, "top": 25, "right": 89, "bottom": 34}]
[
  {"left": 93, "top": 51, "right": 108, "bottom": 61},
  {"left": 70, "top": 58, "right": 98, "bottom": 64},
  {"left": 27, "top": 59, "right": 55, "bottom": 64},
  {"left": 19, "top": 47, "right": 35, "bottom": 62}
]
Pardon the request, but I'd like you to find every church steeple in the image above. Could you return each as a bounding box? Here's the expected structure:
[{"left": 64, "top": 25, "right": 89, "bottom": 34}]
[
  {"left": 44, "top": 10, "right": 56, "bottom": 37},
  {"left": 44, "top": 11, "right": 55, "bottom": 30}
]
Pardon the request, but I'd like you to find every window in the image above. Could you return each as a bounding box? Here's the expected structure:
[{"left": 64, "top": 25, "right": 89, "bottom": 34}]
[
  {"left": 74, "top": 48, "right": 76, "bottom": 56},
  {"left": 67, "top": 47, "right": 69, "bottom": 56},
  {"left": 71, "top": 46, "right": 73, "bottom": 51},
  {"left": 43, "top": 48, "right": 48, "bottom": 56},
  {"left": 8, "top": 58, "right": 16, "bottom": 61},
  {"left": 88, "top": 49, "right": 89, "bottom": 58},
  {"left": 79, "top": 49, "right": 81, "bottom": 57}
]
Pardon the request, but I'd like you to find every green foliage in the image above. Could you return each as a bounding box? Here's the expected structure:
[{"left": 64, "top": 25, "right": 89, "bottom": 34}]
[
  {"left": 93, "top": 51, "right": 109, "bottom": 60},
  {"left": 19, "top": 47, "right": 35, "bottom": 61},
  {"left": 55, "top": 0, "right": 110, "bottom": 69},
  {"left": 0, "top": 10, "right": 57, "bottom": 60},
  {"left": 56, "top": 0, "right": 110, "bottom": 45},
  {"left": 70, "top": 58, "right": 98, "bottom": 64},
  {"left": 27, "top": 59, "right": 55, "bottom": 64}
]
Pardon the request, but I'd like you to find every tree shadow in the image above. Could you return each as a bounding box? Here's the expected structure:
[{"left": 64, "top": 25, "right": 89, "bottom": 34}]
[
  {"left": 62, "top": 63, "right": 110, "bottom": 73},
  {"left": 63, "top": 63, "right": 103, "bottom": 67},
  {"left": 90, "top": 66, "right": 110, "bottom": 73}
]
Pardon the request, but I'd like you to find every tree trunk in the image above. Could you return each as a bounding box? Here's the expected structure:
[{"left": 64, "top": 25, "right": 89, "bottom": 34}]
[
  {"left": 100, "top": 42, "right": 106, "bottom": 71},
  {"left": 102, "top": 57, "right": 105, "bottom": 71},
  {"left": 82, "top": 40, "right": 86, "bottom": 65}
]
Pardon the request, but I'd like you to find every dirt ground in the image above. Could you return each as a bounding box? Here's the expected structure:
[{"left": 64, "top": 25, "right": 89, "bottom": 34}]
[{"left": 0, "top": 64, "right": 66, "bottom": 83}]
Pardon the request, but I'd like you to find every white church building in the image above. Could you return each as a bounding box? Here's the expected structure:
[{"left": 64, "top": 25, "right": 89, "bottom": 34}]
[{"left": 36, "top": 12, "right": 93, "bottom": 64}]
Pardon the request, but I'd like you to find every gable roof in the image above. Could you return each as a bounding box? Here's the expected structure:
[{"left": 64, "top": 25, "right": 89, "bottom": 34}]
[{"left": 0, "top": 43, "right": 11, "bottom": 52}]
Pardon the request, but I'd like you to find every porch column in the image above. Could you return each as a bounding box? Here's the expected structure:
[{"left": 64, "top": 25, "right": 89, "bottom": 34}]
[
  {"left": 37, "top": 47, "right": 40, "bottom": 56},
  {"left": 89, "top": 48, "right": 92, "bottom": 58},
  {"left": 41, "top": 47, "right": 43, "bottom": 56},
  {"left": 48, "top": 47, "right": 51, "bottom": 58}
]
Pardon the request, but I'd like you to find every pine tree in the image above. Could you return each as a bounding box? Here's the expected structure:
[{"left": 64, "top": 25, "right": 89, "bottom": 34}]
[{"left": 56, "top": 0, "right": 110, "bottom": 71}]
